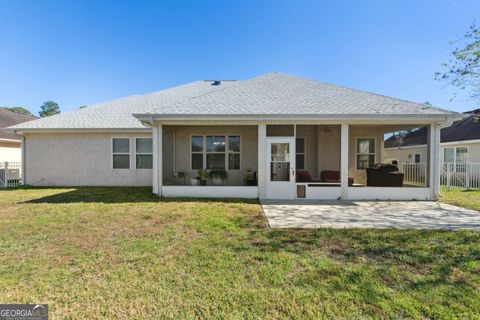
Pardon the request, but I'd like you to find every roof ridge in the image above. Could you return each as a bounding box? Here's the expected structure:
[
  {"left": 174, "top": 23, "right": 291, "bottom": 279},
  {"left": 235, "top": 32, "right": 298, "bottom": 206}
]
[{"left": 265, "top": 72, "right": 459, "bottom": 115}]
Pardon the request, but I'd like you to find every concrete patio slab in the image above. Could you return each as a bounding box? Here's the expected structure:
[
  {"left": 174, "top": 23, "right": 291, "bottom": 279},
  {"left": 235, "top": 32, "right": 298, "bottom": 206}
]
[{"left": 260, "top": 200, "right": 480, "bottom": 229}]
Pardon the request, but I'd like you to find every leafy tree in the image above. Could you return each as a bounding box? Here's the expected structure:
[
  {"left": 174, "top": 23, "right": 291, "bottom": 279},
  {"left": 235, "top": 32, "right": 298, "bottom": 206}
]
[
  {"left": 39, "top": 100, "right": 60, "bottom": 117},
  {"left": 435, "top": 23, "right": 480, "bottom": 102},
  {"left": 5, "top": 107, "right": 34, "bottom": 116}
]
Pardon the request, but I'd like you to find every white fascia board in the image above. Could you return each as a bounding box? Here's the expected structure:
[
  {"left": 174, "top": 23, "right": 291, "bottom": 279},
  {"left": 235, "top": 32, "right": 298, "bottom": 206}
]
[
  {"left": 11, "top": 128, "right": 152, "bottom": 135},
  {"left": 134, "top": 113, "right": 458, "bottom": 122},
  {"left": 440, "top": 139, "right": 480, "bottom": 146},
  {"left": 0, "top": 138, "right": 21, "bottom": 143}
]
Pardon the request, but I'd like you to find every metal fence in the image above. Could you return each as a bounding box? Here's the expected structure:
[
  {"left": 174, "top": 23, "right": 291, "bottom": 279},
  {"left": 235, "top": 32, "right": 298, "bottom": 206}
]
[{"left": 0, "top": 162, "right": 22, "bottom": 189}]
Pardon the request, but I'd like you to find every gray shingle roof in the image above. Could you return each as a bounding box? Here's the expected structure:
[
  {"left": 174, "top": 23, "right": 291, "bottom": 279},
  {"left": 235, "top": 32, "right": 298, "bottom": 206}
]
[
  {"left": 9, "top": 72, "right": 458, "bottom": 130},
  {"left": 384, "top": 111, "right": 480, "bottom": 148},
  {"left": 0, "top": 108, "right": 37, "bottom": 140},
  {"left": 10, "top": 80, "right": 238, "bottom": 130},
  {"left": 143, "top": 72, "right": 457, "bottom": 117}
]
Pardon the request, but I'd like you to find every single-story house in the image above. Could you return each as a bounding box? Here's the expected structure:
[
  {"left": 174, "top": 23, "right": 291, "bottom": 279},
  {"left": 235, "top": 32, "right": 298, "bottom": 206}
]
[
  {"left": 9, "top": 72, "right": 462, "bottom": 200},
  {"left": 0, "top": 108, "right": 37, "bottom": 162},
  {"left": 384, "top": 109, "right": 480, "bottom": 166}
]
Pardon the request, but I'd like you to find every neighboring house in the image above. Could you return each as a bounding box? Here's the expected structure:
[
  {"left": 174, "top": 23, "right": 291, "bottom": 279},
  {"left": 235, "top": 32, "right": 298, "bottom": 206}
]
[
  {"left": 384, "top": 109, "right": 480, "bottom": 166},
  {"left": 8, "top": 72, "right": 462, "bottom": 200},
  {"left": 0, "top": 108, "right": 36, "bottom": 162}
]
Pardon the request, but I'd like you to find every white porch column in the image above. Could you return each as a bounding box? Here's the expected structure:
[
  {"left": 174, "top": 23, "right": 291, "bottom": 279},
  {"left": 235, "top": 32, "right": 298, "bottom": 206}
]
[
  {"left": 152, "top": 124, "right": 163, "bottom": 196},
  {"left": 21, "top": 136, "right": 26, "bottom": 185},
  {"left": 428, "top": 123, "right": 441, "bottom": 199},
  {"left": 431, "top": 124, "right": 441, "bottom": 198},
  {"left": 258, "top": 124, "right": 267, "bottom": 199},
  {"left": 340, "top": 123, "right": 349, "bottom": 200}
]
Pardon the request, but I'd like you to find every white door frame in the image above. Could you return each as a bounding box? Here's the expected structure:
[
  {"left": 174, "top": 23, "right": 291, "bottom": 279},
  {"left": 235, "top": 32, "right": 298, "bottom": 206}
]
[{"left": 265, "top": 137, "right": 296, "bottom": 199}]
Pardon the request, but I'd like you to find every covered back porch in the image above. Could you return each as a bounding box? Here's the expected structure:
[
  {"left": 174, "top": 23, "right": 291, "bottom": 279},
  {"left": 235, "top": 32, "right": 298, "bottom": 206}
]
[{"left": 151, "top": 122, "right": 442, "bottom": 200}]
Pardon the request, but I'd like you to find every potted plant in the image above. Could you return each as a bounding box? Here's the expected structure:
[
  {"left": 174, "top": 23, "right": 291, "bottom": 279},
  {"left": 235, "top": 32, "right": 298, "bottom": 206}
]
[
  {"left": 198, "top": 169, "right": 209, "bottom": 186},
  {"left": 209, "top": 169, "right": 228, "bottom": 186},
  {"left": 190, "top": 172, "right": 201, "bottom": 186}
]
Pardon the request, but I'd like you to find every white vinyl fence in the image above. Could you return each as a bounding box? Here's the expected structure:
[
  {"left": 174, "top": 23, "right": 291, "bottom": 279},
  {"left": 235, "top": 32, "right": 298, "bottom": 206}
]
[
  {"left": 440, "top": 162, "right": 480, "bottom": 190},
  {"left": 397, "top": 162, "right": 480, "bottom": 190},
  {"left": 0, "top": 162, "right": 22, "bottom": 189},
  {"left": 397, "top": 162, "right": 427, "bottom": 186}
]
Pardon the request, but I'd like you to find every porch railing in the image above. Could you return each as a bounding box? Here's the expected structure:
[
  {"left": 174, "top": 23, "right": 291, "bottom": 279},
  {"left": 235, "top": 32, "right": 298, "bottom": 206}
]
[
  {"left": 397, "top": 162, "right": 480, "bottom": 190},
  {"left": 0, "top": 162, "right": 22, "bottom": 189},
  {"left": 397, "top": 162, "right": 427, "bottom": 186}
]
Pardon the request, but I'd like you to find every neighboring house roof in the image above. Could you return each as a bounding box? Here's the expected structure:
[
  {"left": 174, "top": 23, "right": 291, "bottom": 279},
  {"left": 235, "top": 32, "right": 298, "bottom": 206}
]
[
  {"left": 384, "top": 109, "right": 480, "bottom": 148},
  {"left": 0, "top": 108, "right": 37, "bottom": 141},
  {"left": 9, "top": 72, "right": 459, "bottom": 131}
]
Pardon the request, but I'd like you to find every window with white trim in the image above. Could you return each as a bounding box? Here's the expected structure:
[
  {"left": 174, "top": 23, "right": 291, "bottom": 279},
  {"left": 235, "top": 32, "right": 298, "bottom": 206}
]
[
  {"left": 356, "top": 138, "right": 375, "bottom": 169},
  {"left": 112, "top": 138, "right": 130, "bottom": 169},
  {"left": 444, "top": 147, "right": 468, "bottom": 163},
  {"left": 295, "top": 137, "right": 305, "bottom": 170},
  {"left": 207, "top": 136, "right": 226, "bottom": 169},
  {"left": 444, "top": 146, "right": 468, "bottom": 171},
  {"left": 136, "top": 138, "right": 152, "bottom": 169},
  {"left": 191, "top": 135, "right": 241, "bottom": 170}
]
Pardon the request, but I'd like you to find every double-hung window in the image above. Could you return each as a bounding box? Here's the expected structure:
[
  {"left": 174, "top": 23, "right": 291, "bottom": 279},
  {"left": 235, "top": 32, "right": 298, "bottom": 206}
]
[
  {"left": 444, "top": 147, "right": 468, "bottom": 172},
  {"left": 136, "top": 138, "right": 153, "bottom": 169},
  {"left": 295, "top": 138, "right": 305, "bottom": 170},
  {"left": 191, "top": 135, "right": 241, "bottom": 170},
  {"left": 112, "top": 138, "right": 130, "bottom": 169},
  {"left": 356, "top": 138, "right": 375, "bottom": 169},
  {"left": 207, "top": 136, "right": 226, "bottom": 169}
]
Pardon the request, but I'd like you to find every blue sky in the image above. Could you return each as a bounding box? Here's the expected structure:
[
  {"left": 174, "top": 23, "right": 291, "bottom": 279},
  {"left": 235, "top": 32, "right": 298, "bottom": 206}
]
[{"left": 0, "top": 0, "right": 478, "bottom": 115}]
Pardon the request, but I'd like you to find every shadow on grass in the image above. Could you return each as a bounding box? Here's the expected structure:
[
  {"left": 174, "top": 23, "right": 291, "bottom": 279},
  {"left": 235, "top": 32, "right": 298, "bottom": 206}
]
[{"left": 22, "top": 186, "right": 259, "bottom": 204}]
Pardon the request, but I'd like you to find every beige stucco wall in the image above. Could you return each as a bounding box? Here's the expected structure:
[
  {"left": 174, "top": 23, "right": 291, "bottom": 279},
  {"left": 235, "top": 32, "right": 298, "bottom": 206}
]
[
  {"left": 316, "top": 125, "right": 341, "bottom": 175},
  {"left": 24, "top": 132, "right": 152, "bottom": 186},
  {"left": 452, "top": 143, "right": 480, "bottom": 163},
  {"left": 0, "top": 141, "right": 21, "bottom": 162},
  {"left": 162, "top": 125, "right": 258, "bottom": 186},
  {"left": 383, "top": 146, "right": 428, "bottom": 164}
]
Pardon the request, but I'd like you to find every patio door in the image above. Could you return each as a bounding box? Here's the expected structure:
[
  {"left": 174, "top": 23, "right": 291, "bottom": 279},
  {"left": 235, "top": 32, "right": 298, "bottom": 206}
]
[{"left": 266, "top": 138, "right": 295, "bottom": 199}]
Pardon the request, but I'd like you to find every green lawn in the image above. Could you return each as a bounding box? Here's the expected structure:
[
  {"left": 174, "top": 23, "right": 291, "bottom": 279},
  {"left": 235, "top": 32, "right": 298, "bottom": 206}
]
[
  {"left": 0, "top": 188, "right": 479, "bottom": 319},
  {"left": 440, "top": 187, "right": 480, "bottom": 212}
]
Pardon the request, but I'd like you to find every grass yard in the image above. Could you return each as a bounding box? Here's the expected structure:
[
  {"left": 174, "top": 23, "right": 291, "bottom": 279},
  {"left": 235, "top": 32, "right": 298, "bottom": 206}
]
[
  {"left": 440, "top": 187, "right": 480, "bottom": 212},
  {"left": 0, "top": 187, "right": 479, "bottom": 319}
]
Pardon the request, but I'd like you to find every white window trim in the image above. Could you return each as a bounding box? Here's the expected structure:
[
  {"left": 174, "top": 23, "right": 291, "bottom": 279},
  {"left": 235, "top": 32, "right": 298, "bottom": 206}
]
[
  {"left": 355, "top": 137, "right": 376, "bottom": 170},
  {"left": 295, "top": 136, "right": 306, "bottom": 170},
  {"left": 135, "top": 137, "right": 153, "bottom": 170},
  {"left": 112, "top": 137, "right": 131, "bottom": 170},
  {"left": 190, "top": 134, "right": 241, "bottom": 171},
  {"left": 444, "top": 146, "right": 469, "bottom": 170}
]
